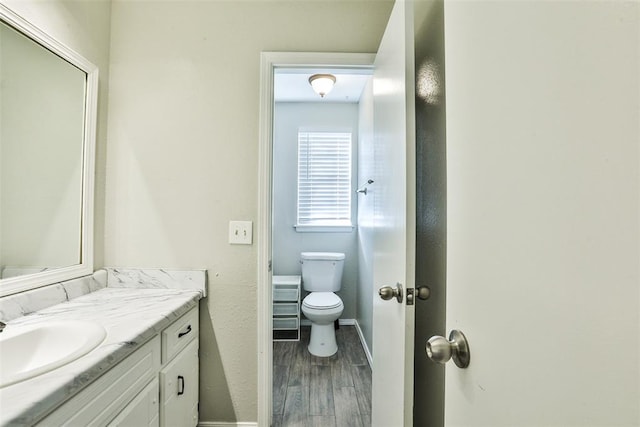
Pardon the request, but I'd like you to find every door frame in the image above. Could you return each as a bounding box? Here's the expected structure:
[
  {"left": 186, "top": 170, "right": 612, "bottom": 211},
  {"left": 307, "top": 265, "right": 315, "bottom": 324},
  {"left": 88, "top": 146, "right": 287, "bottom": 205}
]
[{"left": 257, "top": 51, "right": 375, "bottom": 426}]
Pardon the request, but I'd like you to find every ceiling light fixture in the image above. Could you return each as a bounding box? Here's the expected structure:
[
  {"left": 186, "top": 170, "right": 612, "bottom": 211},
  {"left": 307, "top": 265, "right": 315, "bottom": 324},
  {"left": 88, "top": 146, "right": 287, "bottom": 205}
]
[{"left": 308, "top": 73, "right": 336, "bottom": 98}]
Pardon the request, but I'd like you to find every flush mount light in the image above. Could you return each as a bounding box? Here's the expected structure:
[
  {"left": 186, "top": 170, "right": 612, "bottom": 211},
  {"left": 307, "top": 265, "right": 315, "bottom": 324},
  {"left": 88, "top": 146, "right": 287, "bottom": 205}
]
[{"left": 308, "top": 73, "right": 336, "bottom": 98}]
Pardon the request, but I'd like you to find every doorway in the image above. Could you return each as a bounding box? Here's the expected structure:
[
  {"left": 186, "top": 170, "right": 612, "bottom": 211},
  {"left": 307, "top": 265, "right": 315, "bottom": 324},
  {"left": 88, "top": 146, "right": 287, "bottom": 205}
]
[
  {"left": 271, "top": 66, "right": 373, "bottom": 426},
  {"left": 257, "top": 52, "right": 376, "bottom": 426},
  {"left": 259, "top": 2, "right": 450, "bottom": 425}
]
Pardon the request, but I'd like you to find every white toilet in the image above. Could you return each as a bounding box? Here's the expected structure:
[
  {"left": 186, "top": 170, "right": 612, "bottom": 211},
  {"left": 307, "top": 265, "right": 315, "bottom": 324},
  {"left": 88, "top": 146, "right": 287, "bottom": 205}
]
[{"left": 300, "top": 252, "right": 345, "bottom": 357}]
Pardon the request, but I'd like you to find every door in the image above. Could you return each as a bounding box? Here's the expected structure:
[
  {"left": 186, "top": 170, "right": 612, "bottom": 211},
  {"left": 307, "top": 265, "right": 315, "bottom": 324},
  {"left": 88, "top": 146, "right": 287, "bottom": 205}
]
[
  {"left": 160, "top": 339, "right": 199, "bottom": 427},
  {"left": 443, "top": 1, "right": 639, "bottom": 425},
  {"left": 370, "top": 1, "right": 416, "bottom": 426}
]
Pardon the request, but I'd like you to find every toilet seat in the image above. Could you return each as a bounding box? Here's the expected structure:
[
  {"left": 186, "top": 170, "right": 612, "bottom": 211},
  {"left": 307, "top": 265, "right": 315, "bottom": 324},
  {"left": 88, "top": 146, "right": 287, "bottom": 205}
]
[{"left": 302, "top": 292, "right": 342, "bottom": 310}]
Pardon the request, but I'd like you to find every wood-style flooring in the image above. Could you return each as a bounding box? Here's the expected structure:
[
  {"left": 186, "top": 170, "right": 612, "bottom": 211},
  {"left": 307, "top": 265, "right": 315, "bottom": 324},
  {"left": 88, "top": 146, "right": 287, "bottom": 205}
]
[{"left": 273, "top": 325, "right": 372, "bottom": 427}]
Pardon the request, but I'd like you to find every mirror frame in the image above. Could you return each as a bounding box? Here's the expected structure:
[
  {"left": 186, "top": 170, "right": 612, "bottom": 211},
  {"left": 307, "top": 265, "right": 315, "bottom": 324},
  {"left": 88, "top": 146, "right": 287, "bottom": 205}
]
[{"left": 0, "top": 4, "right": 98, "bottom": 297}]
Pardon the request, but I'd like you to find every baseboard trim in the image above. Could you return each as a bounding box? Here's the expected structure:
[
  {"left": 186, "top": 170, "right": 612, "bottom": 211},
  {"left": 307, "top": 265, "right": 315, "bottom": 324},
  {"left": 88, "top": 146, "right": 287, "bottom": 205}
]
[
  {"left": 354, "top": 319, "right": 373, "bottom": 368},
  {"left": 198, "top": 422, "right": 258, "bottom": 427}
]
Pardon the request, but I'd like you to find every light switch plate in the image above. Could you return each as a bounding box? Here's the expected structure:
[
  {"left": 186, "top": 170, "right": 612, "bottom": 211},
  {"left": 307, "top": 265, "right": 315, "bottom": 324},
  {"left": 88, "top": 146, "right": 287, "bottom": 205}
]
[{"left": 229, "top": 221, "right": 253, "bottom": 245}]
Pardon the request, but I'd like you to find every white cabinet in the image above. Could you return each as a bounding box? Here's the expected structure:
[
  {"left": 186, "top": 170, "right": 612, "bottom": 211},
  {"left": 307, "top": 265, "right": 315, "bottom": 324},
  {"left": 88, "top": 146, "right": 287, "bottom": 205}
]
[
  {"left": 36, "top": 307, "right": 199, "bottom": 427},
  {"left": 37, "top": 336, "right": 161, "bottom": 427},
  {"left": 108, "top": 379, "right": 159, "bottom": 427},
  {"left": 160, "top": 339, "right": 199, "bottom": 427},
  {"left": 273, "top": 275, "right": 301, "bottom": 341},
  {"left": 159, "top": 306, "right": 199, "bottom": 427}
]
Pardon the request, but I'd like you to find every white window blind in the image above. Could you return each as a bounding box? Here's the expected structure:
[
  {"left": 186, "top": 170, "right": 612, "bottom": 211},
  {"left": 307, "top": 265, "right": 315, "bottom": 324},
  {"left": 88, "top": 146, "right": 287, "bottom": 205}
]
[{"left": 297, "top": 131, "right": 352, "bottom": 227}]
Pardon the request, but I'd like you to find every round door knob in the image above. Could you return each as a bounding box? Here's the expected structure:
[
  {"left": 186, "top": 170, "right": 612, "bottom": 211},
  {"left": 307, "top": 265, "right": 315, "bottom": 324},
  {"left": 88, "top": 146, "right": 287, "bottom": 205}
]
[
  {"left": 416, "top": 286, "right": 431, "bottom": 300},
  {"left": 425, "top": 329, "right": 470, "bottom": 368},
  {"left": 425, "top": 335, "right": 452, "bottom": 363},
  {"left": 378, "top": 283, "right": 403, "bottom": 303}
]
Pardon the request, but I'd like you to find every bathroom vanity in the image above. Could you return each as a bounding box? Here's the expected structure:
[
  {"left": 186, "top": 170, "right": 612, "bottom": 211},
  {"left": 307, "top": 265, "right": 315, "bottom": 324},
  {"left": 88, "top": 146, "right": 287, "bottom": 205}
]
[
  {"left": 0, "top": 283, "right": 203, "bottom": 426},
  {"left": 38, "top": 306, "right": 199, "bottom": 427},
  {"left": 0, "top": 5, "right": 204, "bottom": 425}
]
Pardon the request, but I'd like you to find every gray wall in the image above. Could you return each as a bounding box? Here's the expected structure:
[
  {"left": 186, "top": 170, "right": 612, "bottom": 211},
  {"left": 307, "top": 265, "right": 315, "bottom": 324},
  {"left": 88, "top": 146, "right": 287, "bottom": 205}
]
[{"left": 272, "top": 102, "right": 359, "bottom": 319}]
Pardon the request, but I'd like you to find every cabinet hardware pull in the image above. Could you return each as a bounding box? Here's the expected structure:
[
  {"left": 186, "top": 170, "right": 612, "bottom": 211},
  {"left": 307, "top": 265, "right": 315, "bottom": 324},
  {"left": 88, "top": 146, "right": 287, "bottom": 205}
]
[
  {"left": 178, "top": 376, "right": 185, "bottom": 395},
  {"left": 178, "top": 325, "right": 192, "bottom": 338}
]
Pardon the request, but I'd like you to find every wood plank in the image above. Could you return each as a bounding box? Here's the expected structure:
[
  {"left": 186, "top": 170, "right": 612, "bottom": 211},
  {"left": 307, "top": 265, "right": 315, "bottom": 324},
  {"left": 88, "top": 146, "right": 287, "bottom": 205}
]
[
  {"left": 342, "top": 326, "right": 368, "bottom": 366},
  {"left": 360, "top": 411, "right": 371, "bottom": 426},
  {"left": 310, "top": 353, "right": 335, "bottom": 366},
  {"left": 274, "top": 340, "right": 297, "bottom": 366},
  {"left": 272, "top": 414, "right": 283, "bottom": 427},
  {"left": 334, "top": 387, "right": 365, "bottom": 427},
  {"left": 273, "top": 364, "right": 290, "bottom": 415},
  {"left": 288, "top": 333, "right": 311, "bottom": 387},
  {"left": 330, "top": 341, "right": 354, "bottom": 388},
  {"left": 351, "top": 365, "right": 372, "bottom": 415},
  {"left": 309, "top": 415, "right": 337, "bottom": 427},
  {"left": 282, "top": 385, "right": 310, "bottom": 427},
  {"left": 309, "top": 365, "right": 334, "bottom": 415}
]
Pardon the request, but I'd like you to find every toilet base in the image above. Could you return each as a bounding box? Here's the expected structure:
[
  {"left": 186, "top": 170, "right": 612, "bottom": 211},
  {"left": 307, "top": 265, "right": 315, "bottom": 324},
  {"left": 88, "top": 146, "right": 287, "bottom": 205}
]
[{"left": 308, "top": 323, "right": 338, "bottom": 357}]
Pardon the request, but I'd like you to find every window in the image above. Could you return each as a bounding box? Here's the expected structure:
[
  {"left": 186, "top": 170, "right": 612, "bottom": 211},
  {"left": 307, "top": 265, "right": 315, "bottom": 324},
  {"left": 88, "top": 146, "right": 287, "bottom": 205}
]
[{"left": 296, "top": 131, "right": 353, "bottom": 230}]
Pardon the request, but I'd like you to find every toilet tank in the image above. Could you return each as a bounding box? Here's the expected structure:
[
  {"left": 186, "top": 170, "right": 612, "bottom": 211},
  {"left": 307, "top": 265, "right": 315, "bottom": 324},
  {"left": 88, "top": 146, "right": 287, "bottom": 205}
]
[{"left": 300, "top": 252, "right": 345, "bottom": 292}]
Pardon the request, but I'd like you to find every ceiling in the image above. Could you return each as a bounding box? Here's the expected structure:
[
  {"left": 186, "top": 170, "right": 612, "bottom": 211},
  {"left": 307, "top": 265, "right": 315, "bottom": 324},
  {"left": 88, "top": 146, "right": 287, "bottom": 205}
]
[{"left": 274, "top": 68, "right": 372, "bottom": 103}]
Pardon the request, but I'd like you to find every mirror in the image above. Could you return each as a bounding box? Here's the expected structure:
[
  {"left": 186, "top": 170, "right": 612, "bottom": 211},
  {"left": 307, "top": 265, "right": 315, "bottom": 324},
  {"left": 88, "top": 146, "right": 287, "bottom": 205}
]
[{"left": 0, "top": 5, "right": 97, "bottom": 297}]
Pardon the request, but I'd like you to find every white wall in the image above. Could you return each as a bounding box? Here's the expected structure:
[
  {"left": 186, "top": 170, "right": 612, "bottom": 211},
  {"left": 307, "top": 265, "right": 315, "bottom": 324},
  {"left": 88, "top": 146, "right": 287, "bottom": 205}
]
[
  {"left": 105, "top": 1, "right": 393, "bottom": 423},
  {"left": 356, "top": 80, "right": 374, "bottom": 353},
  {"left": 272, "top": 102, "right": 359, "bottom": 319}
]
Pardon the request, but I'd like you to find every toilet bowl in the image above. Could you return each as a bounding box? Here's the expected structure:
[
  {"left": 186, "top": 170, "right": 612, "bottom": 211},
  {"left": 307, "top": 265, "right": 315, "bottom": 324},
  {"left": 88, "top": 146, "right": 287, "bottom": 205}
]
[
  {"left": 300, "top": 252, "right": 345, "bottom": 357},
  {"left": 301, "top": 292, "right": 344, "bottom": 357}
]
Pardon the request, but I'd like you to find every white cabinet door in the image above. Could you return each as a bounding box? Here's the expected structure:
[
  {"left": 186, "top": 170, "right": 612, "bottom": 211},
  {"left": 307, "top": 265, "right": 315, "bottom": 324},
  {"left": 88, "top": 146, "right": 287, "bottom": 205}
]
[
  {"left": 370, "top": 0, "right": 416, "bottom": 426},
  {"left": 108, "top": 379, "right": 159, "bottom": 427},
  {"left": 160, "top": 339, "right": 199, "bottom": 427},
  {"left": 443, "top": 1, "right": 640, "bottom": 425},
  {"left": 36, "top": 336, "right": 161, "bottom": 427}
]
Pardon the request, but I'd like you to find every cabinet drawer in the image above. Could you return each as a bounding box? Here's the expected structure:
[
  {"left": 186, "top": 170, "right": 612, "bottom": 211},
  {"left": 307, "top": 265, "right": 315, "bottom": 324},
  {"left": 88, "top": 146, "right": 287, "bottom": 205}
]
[
  {"left": 273, "top": 317, "right": 298, "bottom": 330},
  {"left": 273, "top": 303, "right": 299, "bottom": 316},
  {"left": 273, "top": 287, "right": 299, "bottom": 302},
  {"left": 162, "top": 307, "right": 199, "bottom": 364}
]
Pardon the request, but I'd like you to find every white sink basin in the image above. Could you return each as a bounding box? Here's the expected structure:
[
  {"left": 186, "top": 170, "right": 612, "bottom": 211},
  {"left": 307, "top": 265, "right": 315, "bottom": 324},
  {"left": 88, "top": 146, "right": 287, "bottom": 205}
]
[{"left": 0, "top": 320, "right": 106, "bottom": 388}]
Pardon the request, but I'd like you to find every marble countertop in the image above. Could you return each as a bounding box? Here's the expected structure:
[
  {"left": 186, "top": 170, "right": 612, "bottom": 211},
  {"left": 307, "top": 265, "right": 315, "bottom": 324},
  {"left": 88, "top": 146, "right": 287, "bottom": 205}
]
[{"left": 0, "top": 287, "right": 201, "bottom": 426}]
